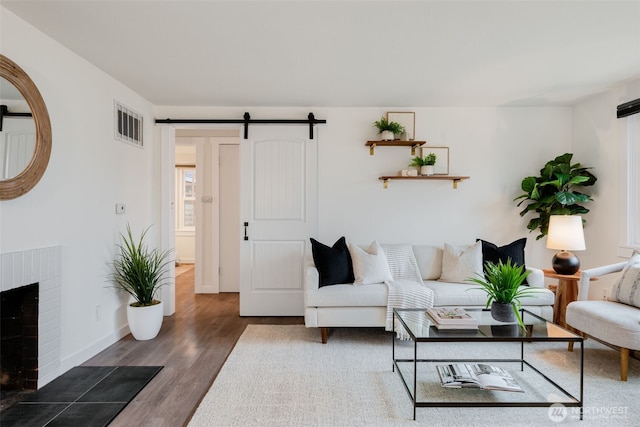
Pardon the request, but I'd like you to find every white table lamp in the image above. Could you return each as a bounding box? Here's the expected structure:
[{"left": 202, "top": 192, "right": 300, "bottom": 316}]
[{"left": 546, "top": 215, "right": 586, "bottom": 275}]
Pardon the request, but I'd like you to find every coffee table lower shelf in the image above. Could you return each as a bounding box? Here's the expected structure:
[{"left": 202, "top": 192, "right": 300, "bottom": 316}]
[
  {"left": 393, "top": 357, "right": 583, "bottom": 421},
  {"left": 392, "top": 308, "right": 584, "bottom": 421}
]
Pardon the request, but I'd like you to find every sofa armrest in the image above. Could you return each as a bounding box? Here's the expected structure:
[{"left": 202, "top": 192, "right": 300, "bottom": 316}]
[
  {"left": 525, "top": 266, "right": 544, "bottom": 288},
  {"left": 577, "top": 261, "right": 627, "bottom": 301},
  {"left": 304, "top": 262, "right": 320, "bottom": 299}
]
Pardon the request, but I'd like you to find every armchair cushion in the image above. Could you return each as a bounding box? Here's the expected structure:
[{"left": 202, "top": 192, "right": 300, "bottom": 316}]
[
  {"left": 566, "top": 300, "right": 640, "bottom": 351},
  {"left": 611, "top": 251, "right": 640, "bottom": 308}
]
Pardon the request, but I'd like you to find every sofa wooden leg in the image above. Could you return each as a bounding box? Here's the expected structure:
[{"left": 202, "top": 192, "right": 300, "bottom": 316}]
[
  {"left": 321, "top": 327, "right": 328, "bottom": 344},
  {"left": 568, "top": 341, "right": 574, "bottom": 352},
  {"left": 621, "top": 347, "right": 629, "bottom": 381}
]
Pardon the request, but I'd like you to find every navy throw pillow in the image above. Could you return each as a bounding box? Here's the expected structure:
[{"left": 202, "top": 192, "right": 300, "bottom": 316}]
[
  {"left": 310, "top": 237, "right": 355, "bottom": 287},
  {"left": 477, "top": 238, "right": 527, "bottom": 282}
]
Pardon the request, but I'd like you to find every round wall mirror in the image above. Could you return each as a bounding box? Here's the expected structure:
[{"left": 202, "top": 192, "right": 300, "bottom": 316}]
[
  {"left": 1, "top": 77, "right": 36, "bottom": 180},
  {"left": 0, "top": 54, "right": 52, "bottom": 200}
]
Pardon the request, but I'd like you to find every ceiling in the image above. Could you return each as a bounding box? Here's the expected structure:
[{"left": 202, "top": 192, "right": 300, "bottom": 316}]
[{"left": 2, "top": 0, "right": 640, "bottom": 107}]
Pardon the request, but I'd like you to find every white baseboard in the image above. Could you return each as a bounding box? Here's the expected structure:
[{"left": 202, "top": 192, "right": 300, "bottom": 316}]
[
  {"left": 198, "top": 285, "right": 218, "bottom": 294},
  {"left": 59, "top": 324, "right": 131, "bottom": 375}
]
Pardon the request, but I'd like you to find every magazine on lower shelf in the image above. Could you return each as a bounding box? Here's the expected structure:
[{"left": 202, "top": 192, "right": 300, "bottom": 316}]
[
  {"left": 436, "top": 363, "right": 523, "bottom": 392},
  {"left": 426, "top": 307, "right": 478, "bottom": 329}
]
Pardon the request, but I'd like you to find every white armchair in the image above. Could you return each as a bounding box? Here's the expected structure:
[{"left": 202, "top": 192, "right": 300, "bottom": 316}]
[
  {"left": 575, "top": 262, "right": 627, "bottom": 301},
  {"left": 566, "top": 261, "right": 640, "bottom": 381}
]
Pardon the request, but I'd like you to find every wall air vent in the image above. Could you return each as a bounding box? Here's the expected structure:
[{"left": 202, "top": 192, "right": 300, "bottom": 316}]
[{"left": 115, "top": 101, "right": 143, "bottom": 147}]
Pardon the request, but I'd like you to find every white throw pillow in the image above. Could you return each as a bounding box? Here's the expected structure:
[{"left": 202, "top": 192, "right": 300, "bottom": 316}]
[
  {"left": 349, "top": 241, "right": 393, "bottom": 285},
  {"left": 439, "top": 241, "right": 483, "bottom": 283},
  {"left": 611, "top": 251, "right": 640, "bottom": 308}
]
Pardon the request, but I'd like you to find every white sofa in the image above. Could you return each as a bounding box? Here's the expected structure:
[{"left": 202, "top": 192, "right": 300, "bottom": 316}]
[{"left": 304, "top": 244, "right": 555, "bottom": 343}]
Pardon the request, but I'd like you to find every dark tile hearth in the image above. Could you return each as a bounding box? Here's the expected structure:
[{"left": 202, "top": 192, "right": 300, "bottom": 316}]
[
  {"left": 0, "top": 390, "right": 36, "bottom": 412},
  {"left": 0, "top": 366, "right": 162, "bottom": 427}
]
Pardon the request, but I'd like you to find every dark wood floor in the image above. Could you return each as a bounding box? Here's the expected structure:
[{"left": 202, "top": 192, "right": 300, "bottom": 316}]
[{"left": 84, "top": 266, "right": 304, "bottom": 427}]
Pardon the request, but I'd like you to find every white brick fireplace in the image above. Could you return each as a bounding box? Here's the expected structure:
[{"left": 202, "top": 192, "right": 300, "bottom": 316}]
[{"left": 1, "top": 246, "right": 62, "bottom": 388}]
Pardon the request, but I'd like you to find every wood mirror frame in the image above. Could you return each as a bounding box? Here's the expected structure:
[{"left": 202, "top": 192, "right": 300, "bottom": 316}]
[{"left": 0, "top": 54, "right": 52, "bottom": 200}]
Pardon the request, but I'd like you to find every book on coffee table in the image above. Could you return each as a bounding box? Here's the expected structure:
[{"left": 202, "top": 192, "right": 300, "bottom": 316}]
[
  {"left": 436, "top": 363, "right": 523, "bottom": 392},
  {"left": 426, "top": 307, "right": 478, "bottom": 329}
]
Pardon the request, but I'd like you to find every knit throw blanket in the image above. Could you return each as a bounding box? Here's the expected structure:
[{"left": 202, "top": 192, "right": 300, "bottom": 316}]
[
  {"left": 381, "top": 244, "right": 435, "bottom": 339},
  {"left": 385, "top": 279, "right": 435, "bottom": 339}
]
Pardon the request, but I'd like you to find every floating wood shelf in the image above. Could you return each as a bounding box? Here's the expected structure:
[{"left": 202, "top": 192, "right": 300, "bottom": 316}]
[
  {"left": 379, "top": 175, "right": 471, "bottom": 189},
  {"left": 365, "top": 140, "right": 426, "bottom": 155}
]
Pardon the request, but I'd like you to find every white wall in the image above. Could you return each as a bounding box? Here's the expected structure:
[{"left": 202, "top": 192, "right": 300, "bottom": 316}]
[
  {"left": 0, "top": 9, "right": 158, "bottom": 374},
  {"left": 156, "top": 106, "right": 572, "bottom": 270},
  {"left": 572, "top": 78, "right": 640, "bottom": 297}
]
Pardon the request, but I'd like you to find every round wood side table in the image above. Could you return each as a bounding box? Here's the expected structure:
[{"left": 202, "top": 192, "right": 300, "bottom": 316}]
[{"left": 543, "top": 269, "right": 598, "bottom": 329}]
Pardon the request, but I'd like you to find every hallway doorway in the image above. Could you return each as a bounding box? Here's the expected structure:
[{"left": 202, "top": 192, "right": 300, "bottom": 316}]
[{"left": 174, "top": 129, "right": 240, "bottom": 295}]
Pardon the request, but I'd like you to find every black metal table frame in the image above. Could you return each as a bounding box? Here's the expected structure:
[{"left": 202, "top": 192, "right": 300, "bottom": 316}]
[{"left": 392, "top": 308, "right": 584, "bottom": 421}]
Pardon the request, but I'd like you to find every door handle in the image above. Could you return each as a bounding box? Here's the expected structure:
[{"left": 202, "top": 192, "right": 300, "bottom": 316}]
[{"left": 243, "top": 222, "right": 249, "bottom": 241}]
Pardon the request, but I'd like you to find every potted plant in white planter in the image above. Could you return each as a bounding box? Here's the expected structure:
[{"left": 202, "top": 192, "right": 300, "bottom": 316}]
[
  {"left": 110, "top": 224, "right": 173, "bottom": 340},
  {"left": 467, "top": 259, "right": 535, "bottom": 329},
  {"left": 373, "top": 116, "right": 405, "bottom": 141},
  {"left": 409, "top": 152, "right": 437, "bottom": 175}
]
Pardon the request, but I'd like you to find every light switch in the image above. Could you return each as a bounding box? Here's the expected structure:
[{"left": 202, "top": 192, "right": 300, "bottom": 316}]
[{"left": 115, "top": 203, "right": 126, "bottom": 214}]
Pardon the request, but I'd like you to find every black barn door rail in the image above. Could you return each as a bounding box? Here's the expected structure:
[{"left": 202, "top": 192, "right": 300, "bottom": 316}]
[
  {"left": 155, "top": 112, "right": 326, "bottom": 139},
  {"left": 0, "top": 104, "right": 33, "bottom": 131}
]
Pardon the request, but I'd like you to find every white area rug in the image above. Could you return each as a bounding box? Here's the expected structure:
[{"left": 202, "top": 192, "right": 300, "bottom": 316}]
[{"left": 188, "top": 325, "right": 638, "bottom": 426}]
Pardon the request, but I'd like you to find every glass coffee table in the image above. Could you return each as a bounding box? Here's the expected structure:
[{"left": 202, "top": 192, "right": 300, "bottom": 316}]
[{"left": 393, "top": 308, "right": 583, "bottom": 420}]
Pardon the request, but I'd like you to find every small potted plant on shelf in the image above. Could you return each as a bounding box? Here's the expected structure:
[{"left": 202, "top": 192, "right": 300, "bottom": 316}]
[
  {"left": 467, "top": 259, "right": 535, "bottom": 330},
  {"left": 373, "top": 116, "right": 405, "bottom": 141},
  {"left": 109, "top": 224, "right": 173, "bottom": 340},
  {"left": 409, "top": 152, "right": 437, "bottom": 175}
]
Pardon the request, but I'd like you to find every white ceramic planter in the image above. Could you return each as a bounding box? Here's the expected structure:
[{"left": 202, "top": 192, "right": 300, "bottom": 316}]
[
  {"left": 420, "top": 165, "right": 435, "bottom": 176},
  {"left": 380, "top": 130, "right": 394, "bottom": 141},
  {"left": 127, "top": 300, "right": 164, "bottom": 340}
]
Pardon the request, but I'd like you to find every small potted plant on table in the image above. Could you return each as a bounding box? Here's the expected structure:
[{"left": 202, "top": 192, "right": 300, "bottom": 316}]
[
  {"left": 110, "top": 224, "right": 173, "bottom": 340},
  {"left": 373, "top": 116, "right": 405, "bottom": 141},
  {"left": 467, "top": 259, "right": 535, "bottom": 329},
  {"left": 409, "top": 152, "right": 437, "bottom": 176}
]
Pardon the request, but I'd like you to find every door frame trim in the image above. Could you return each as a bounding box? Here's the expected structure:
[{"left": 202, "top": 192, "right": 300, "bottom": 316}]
[{"left": 159, "top": 125, "right": 241, "bottom": 312}]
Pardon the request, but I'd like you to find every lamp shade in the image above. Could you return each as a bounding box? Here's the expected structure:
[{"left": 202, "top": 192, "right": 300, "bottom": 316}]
[{"left": 546, "top": 215, "right": 586, "bottom": 251}]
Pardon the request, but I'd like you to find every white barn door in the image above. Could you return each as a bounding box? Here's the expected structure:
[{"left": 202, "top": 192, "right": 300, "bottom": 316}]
[{"left": 240, "top": 126, "right": 318, "bottom": 316}]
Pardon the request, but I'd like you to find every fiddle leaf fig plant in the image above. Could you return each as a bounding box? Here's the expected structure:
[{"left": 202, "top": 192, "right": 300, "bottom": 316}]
[{"left": 514, "top": 153, "right": 597, "bottom": 239}]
